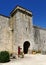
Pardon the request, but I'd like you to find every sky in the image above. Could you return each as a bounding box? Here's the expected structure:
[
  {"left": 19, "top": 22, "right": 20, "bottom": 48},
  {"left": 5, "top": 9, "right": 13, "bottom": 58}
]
[{"left": 0, "top": 0, "right": 46, "bottom": 28}]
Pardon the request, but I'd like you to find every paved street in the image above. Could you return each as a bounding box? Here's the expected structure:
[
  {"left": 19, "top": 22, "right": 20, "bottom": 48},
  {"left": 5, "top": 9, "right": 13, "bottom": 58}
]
[{"left": 0, "top": 54, "right": 46, "bottom": 65}]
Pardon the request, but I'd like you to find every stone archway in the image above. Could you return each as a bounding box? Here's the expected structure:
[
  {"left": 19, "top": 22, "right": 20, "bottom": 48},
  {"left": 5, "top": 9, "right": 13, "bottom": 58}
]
[{"left": 23, "top": 41, "right": 30, "bottom": 54}]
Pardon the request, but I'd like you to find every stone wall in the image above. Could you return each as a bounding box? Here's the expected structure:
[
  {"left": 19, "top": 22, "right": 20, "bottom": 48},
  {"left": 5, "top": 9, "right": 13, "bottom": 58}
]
[
  {"left": 10, "top": 10, "right": 35, "bottom": 54},
  {"left": 0, "top": 16, "right": 12, "bottom": 53},
  {"left": 40, "top": 29, "right": 46, "bottom": 53},
  {"left": 33, "top": 26, "right": 41, "bottom": 51},
  {"left": 1, "top": 6, "right": 46, "bottom": 55},
  {"left": 33, "top": 26, "right": 46, "bottom": 54}
]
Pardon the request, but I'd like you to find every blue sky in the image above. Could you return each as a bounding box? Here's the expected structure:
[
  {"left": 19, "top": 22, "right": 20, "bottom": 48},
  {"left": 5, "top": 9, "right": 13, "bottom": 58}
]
[{"left": 0, "top": 0, "right": 46, "bottom": 28}]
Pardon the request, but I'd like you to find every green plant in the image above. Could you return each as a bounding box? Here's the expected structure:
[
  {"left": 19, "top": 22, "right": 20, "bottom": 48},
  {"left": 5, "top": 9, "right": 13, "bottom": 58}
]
[
  {"left": 20, "top": 52, "right": 24, "bottom": 58},
  {"left": 36, "top": 50, "right": 41, "bottom": 53},
  {"left": 0, "top": 51, "right": 10, "bottom": 63},
  {"left": 32, "top": 49, "right": 41, "bottom": 54}
]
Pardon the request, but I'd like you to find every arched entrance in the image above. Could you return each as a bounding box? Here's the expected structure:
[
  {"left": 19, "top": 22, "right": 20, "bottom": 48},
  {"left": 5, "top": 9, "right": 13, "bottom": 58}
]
[{"left": 23, "top": 41, "right": 30, "bottom": 54}]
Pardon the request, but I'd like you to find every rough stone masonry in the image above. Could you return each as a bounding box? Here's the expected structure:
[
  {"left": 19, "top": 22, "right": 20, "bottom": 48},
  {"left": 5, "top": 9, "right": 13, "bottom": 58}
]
[{"left": 0, "top": 6, "right": 46, "bottom": 54}]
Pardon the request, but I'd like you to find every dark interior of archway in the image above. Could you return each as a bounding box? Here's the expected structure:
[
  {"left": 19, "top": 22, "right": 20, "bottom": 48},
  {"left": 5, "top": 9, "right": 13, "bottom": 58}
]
[{"left": 23, "top": 41, "right": 30, "bottom": 54}]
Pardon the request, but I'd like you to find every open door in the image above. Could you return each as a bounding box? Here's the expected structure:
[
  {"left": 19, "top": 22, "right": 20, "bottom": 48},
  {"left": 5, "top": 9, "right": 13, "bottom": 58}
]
[{"left": 23, "top": 41, "right": 30, "bottom": 54}]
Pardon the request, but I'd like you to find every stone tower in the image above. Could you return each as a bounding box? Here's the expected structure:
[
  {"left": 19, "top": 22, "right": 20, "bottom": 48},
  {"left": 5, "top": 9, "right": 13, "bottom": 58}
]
[
  {"left": 0, "top": 6, "right": 46, "bottom": 55},
  {"left": 9, "top": 6, "right": 35, "bottom": 54}
]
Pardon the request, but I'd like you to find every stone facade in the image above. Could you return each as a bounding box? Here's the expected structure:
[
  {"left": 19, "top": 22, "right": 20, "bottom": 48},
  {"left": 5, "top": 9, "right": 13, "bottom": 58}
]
[
  {"left": 0, "top": 6, "right": 46, "bottom": 54},
  {"left": 34, "top": 26, "right": 46, "bottom": 54},
  {"left": 0, "top": 15, "right": 13, "bottom": 53}
]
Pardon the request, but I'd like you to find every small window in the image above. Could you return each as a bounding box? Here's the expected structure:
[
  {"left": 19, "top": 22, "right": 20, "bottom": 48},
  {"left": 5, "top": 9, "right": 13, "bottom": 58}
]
[
  {"left": 44, "top": 40, "right": 45, "bottom": 43},
  {"left": 26, "top": 27, "right": 27, "bottom": 31},
  {"left": 11, "top": 29, "right": 14, "bottom": 32}
]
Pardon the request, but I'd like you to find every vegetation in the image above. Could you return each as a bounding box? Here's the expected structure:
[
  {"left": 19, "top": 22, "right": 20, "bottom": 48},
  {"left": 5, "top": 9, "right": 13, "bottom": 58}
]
[
  {"left": 20, "top": 52, "right": 24, "bottom": 58},
  {"left": 0, "top": 51, "right": 10, "bottom": 63},
  {"left": 32, "top": 50, "right": 41, "bottom": 54}
]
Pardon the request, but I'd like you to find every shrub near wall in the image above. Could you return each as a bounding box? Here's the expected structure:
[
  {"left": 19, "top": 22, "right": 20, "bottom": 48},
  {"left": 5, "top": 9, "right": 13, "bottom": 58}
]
[{"left": 0, "top": 51, "right": 10, "bottom": 63}]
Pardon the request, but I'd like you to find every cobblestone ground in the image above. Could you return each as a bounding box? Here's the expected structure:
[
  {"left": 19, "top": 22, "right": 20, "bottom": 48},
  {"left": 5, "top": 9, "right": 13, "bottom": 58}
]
[{"left": 0, "top": 54, "right": 46, "bottom": 65}]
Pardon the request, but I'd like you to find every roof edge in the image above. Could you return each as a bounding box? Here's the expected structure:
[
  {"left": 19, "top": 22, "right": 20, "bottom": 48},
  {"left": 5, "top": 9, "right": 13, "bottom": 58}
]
[
  {"left": 10, "top": 5, "right": 32, "bottom": 16},
  {"left": 33, "top": 25, "right": 46, "bottom": 30},
  {"left": 0, "top": 14, "right": 10, "bottom": 18}
]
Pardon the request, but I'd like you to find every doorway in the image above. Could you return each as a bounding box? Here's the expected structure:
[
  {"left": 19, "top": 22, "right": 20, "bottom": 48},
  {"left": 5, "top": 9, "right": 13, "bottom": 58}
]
[{"left": 23, "top": 41, "right": 30, "bottom": 54}]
